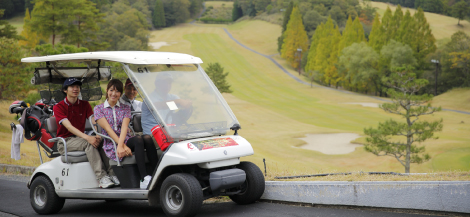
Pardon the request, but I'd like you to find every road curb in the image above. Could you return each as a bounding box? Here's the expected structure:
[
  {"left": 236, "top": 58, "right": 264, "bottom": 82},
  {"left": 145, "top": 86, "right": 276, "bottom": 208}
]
[
  {"left": 0, "top": 164, "right": 35, "bottom": 175},
  {"left": 261, "top": 181, "right": 470, "bottom": 214}
]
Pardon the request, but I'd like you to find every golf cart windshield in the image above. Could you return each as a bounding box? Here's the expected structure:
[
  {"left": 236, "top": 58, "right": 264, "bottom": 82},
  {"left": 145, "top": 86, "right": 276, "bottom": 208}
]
[{"left": 123, "top": 64, "right": 239, "bottom": 141}]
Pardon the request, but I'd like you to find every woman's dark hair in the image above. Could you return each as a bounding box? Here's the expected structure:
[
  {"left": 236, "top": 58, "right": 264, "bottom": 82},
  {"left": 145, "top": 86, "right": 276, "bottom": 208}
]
[{"left": 106, "top": 79, "right": 123, "bottom": 99}]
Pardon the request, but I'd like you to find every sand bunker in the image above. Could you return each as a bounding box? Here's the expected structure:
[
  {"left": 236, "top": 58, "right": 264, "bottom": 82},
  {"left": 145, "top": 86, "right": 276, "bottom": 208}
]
[
  {"left": 299, "top": 133, "right": 362, "bottom": 155},
  {"left": 344, "top": 102, "right": 379, "bottom": 108},
  {"left": 149, "top": 42, "right": 170, "bottom": 50}
]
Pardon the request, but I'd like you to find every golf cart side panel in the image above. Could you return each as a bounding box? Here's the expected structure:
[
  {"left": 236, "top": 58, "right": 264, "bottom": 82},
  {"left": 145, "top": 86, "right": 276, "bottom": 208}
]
[
  {"left": 149, "top": 135, "right": 253, "bottom": 190},
  {"left": 30, "top": 158, "right": 98, "bottom": 190}
]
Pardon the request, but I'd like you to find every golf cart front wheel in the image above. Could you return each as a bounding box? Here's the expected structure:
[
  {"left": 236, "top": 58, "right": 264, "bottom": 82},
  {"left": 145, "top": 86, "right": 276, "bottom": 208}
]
[
  {"left": 160, "top": 173, "right": 203, "bottom": 217},
  {"left": 30, "top": 175, "right": 65, "bottom": 214},
  {"left": 229, "top": 161, "right": 265, "bottom": 205}
]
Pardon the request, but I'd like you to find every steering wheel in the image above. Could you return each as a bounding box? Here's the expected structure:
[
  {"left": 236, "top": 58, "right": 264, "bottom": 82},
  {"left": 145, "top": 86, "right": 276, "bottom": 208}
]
[{"left": 164, "top": 106, "right": 193, "bottom": 126}]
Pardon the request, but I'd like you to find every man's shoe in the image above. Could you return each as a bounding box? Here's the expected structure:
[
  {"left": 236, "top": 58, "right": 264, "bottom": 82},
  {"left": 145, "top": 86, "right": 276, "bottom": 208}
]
[
  {"left": 111, "top": 176, "right": 120, "bottom": 186},
  {"left": 140, "top": 175, "right": 151, "bottom": 189},
  {"left": 99, "top": 176, "right": 115, "bottom": 188}
]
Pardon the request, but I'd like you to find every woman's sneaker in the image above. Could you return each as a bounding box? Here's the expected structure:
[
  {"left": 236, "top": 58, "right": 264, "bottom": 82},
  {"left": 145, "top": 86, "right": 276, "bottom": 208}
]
[
  {"left": 111, "top": 176, "right": 120, "bottom": 186},
  {"left": 99, "top": 175, "right": 115, "bottom": 188},
  {"left": 140, "top": 176, "right": 151, "bottom": 189}
]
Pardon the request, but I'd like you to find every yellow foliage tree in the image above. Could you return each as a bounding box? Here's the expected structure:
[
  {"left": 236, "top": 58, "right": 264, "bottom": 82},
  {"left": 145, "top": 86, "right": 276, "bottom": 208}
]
[
  {"left": 19, "top": 9, "right": 46, "bottom": 48},
  {"left": 310, "top": 16, "right": 341, "bottom": 86},
  {"left": 281, "top": 6, "right": 309, "bottom": 70}
]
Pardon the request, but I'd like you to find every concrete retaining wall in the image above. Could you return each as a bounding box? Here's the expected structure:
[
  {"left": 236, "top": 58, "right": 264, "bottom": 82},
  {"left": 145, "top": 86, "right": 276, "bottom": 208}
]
[
  {"left": 0, "top": 164, "right": 35, "bottom": 175},
  {"left": 261, "top": 181, "right": 470, "bottom": 213}
]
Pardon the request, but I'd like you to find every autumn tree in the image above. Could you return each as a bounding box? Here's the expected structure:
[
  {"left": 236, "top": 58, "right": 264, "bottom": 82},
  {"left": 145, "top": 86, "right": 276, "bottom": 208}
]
[
  {"left": 364, "top": 66, "right": 443, "bottom": 173},
  {"left": 19, "top": 9, "right": 41, "bottom": 48},
  {"left": 307, "top": 16, "right": 341, "bottom": 85},
  {"left": 277, "top": 1, "right": 294, "bottom": 53},
  {"left": 368, "top": 13, "right": 385, "bottom": 53},
  {"left": 281, "top": 6, "right": 309, "bottom": 71},
  {"left": 305, "top": 22, "right": 323, "bottom": 78},
  {"left": 153, "top": 0, "right": 166, "bottom": 28},
  {"left": 339, "top": 16, "right": 365, "bottom": 55},
  {"left": 411, "top": 8, "right": 436, "bottom": 69},
  {"left": 205, "top": 62, "right": 232, "bottom": 93},
  {"left": 448, "top": 34, "right": 470, "bottom": 86}
]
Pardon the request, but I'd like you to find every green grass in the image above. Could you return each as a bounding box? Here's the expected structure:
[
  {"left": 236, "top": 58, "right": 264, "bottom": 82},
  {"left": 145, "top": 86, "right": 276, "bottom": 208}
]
[
  {"left": 370, "top": 2, "right": 470, "bottom": 40},
  {"left": 432, "top": 88, "right": 470, "bottom": 112}
]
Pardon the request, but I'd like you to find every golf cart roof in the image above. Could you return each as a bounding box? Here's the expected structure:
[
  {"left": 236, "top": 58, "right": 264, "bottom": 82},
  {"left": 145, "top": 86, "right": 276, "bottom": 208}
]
[{"left": 21, "top": 51, "right": 203, "bottom": 64}]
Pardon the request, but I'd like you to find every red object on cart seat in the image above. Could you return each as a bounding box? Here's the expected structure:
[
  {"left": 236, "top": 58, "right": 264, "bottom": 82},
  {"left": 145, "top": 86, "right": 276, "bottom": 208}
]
[
  {"left": 40, "top": 129, "right": 54, "bottom": 148},
  {"left": 151, "top": 125, "right": 174, "bottom": 151}
]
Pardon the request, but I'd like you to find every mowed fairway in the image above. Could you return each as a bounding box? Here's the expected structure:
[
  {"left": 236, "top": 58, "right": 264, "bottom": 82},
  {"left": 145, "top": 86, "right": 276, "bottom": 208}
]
[{"left": 149, "top": 21, "right": 470, "bottom": 174}]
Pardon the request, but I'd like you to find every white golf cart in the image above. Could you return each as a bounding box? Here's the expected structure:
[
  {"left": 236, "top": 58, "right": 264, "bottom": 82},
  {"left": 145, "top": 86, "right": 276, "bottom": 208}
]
[{"left": 21, "top": 51, "right": 265, "bottom": 217}]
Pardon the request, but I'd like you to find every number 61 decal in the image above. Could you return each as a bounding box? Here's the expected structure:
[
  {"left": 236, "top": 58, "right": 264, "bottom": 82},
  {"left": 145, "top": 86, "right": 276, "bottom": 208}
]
[{"left": 62, "top": 168, "right": 69, "bottom": 176}]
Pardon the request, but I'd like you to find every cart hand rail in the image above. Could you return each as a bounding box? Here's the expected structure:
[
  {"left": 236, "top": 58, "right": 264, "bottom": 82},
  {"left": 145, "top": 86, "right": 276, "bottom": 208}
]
[
  {"left": 87, "top": 115, "right": 120, "bottom": 166},
  {"left": 47, "top": 137, "right": 68, "bottom": 163}
]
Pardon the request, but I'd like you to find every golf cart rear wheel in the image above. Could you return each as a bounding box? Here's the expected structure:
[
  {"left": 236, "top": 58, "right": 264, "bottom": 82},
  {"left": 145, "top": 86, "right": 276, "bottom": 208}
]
[
  {"left": 160, "top": 173, "right": 203, "bottom": 217},
  {"left": 30, "top": 175, "right": 65, "bottom": 214},
  {"left": 229, "top": 161, "right": 265, "bottom": 205}
]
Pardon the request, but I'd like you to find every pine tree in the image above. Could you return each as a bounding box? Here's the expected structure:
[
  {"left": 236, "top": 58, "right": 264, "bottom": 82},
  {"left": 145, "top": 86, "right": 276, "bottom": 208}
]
[
  {"left": 61, "top": 0, "right": 103, "bottom": 48},
  {"left": 0, "top": 9, "right": 21, "bottom": 40},
  {"left": 30, "top": 0, "right": 71, "bottom": 47},
  {"left": 232, "top": 0, "right": 242, "bottom": 21},
  {"left": 153, "top": 0, "right": 165, "bottom": 28},
  {"left": 368, "top": 13, "right": 385, "bottom": 53},
  {"left": 281, "top": 6, "right": 309, "bottom": 70},
  {"left": 205, "top": 62, "right": 232, "bottom": 93},
  {"left": 364, "top": 66, "right": 443, "bottom": 173}
]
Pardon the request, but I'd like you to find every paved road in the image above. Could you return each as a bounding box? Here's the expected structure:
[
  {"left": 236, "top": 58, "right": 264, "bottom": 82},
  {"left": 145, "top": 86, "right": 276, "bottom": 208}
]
[{"left": 0, "top": 176, "right": 441, "bottom": 217}]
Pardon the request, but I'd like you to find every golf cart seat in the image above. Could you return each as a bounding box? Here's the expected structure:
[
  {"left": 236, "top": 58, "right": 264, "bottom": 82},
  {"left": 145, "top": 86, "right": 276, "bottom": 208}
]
[{"left": 43, "top": 117, "right": 89, "bottom": 163}]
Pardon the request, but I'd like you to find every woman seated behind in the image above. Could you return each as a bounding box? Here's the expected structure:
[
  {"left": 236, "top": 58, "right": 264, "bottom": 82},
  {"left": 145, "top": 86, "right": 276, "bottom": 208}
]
[{"left": 94, "top": 79, "right": 158, "bottom": 189}]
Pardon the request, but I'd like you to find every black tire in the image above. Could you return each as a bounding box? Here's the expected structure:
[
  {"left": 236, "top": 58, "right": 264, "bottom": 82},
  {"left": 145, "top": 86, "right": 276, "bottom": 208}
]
[
  {"left": 30, "top": 176, "right": 65, "bottom": 214},
  {"left": 229, "top": 161, "right": 265, "bottom": 205},
  {"left": 160, "top": 173, "right": 203, "bottom": 217}
]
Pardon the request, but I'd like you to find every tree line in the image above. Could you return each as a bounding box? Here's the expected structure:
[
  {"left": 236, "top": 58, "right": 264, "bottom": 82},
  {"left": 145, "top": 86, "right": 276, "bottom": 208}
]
[
  {"left": 2, "top": 0, "right": 204, "bottom": 51},
  {"left": 279, "top": 2, "right": 469, "bottom": 96},
  {"left": 372, "top": 0, "right": 470, "bottom": 25}
]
